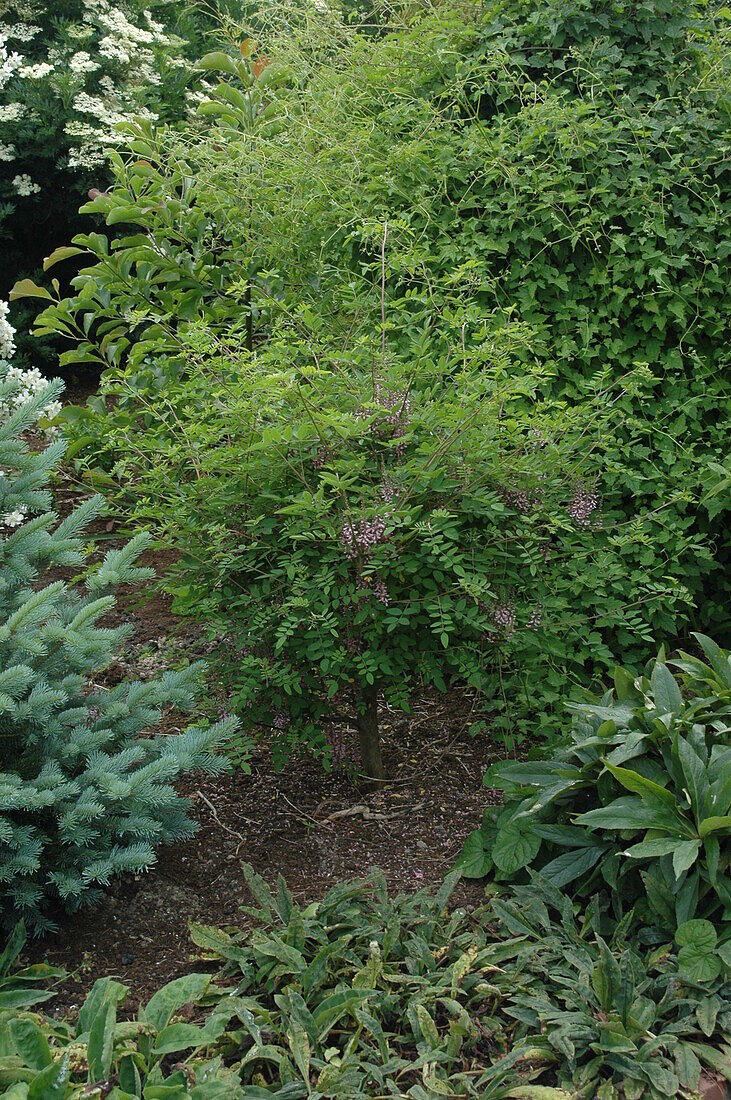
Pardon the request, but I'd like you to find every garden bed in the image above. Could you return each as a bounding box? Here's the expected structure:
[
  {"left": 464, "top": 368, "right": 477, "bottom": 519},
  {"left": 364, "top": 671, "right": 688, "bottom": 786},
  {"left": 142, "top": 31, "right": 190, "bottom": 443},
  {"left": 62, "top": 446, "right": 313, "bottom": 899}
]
[{"left": 26, "top": 552, "right": 499, "bottom": 1013}]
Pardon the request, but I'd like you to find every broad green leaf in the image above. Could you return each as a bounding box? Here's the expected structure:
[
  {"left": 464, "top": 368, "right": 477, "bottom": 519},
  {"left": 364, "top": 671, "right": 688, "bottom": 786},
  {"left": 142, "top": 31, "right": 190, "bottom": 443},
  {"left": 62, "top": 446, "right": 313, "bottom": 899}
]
[
  {"left": 312, "top": 989, "right": 373, "bottom": 1036},
  {"left": 457, "top": 829, "right": 490, "bottom": 878},
  {"left": 693, "top": 633, "right": 731, "bottom": 688},
  {"left": 9, "top": 279, "right": 52, "bottom": 302},
  {"left": 675, "top": 1043, "right": 701, "bottom": 1089},
  {"left": 195, "top": 51, "right": 242, "bottom": 76},
  {"left": 575, "top": 795, "right": 683, "bottom": 833},
  {"left": 651, "top": 662, "right": 682, "bottom": 715},
  {"left": 676, "top": 736, "right": 709, "bottom": 814},
  {"left": 43, "top": 246, "right": 84, "bottom": 271},
  {"left": 154, "top": 1022, "right": 209, "bottom": 1055},
  {"left": 188, "top": 922, "right": 245, "bottom": 963},
  {"left": 492, "top": 817, "right": 541, "bottom": 874},
  {"left": 672, "top": 839, "right": 700, "bottom": 878},
  {"left": 676, "top": 919, "right": 720, "bottom": 982},
  {"left": 0, "top": 922, "right": 26, "bottom": 977},
  {"left": 416, "top": 1004, "right": 440, "bottom": 1048},
  {"left": 624, "top": 837, "right": 682, "bottom": 859},
  {"left": 699, "top": 815, "right": 731, "bottom": 837},
  {"left": 8, "top": 1018, "right": 52, "bottom": 1070},
  {"left": 539, "top": 844, "right": 605, "bottom": 888},
  {"left": 286, "top": 1017, "right": 310, "bottom": 1084},
  {"left": 78, "top": 977, "right": 127, "bottom": 1036},
  {"left": 602, "top": 761, "right": 677, "bottom": 808},
  {"left": 88, "top": 997, "right": 116, "bottom": 1080},
  {"left": 27, "top": 1052, "right": 69, "bottom": 1099},
  {"left": 142, "top": 973, "right": 211, "bottom": 1032},
  {"left": 696, "top": 995, "right": 721, "bottom": 1037}
]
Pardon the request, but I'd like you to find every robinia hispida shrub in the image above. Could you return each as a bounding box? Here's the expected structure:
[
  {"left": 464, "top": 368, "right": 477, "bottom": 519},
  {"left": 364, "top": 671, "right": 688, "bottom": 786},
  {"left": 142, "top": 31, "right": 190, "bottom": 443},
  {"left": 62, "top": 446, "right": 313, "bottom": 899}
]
[
  {"left": 0, "top": 360, "right": 237, "bottom": 932},
  {"left": 105, "top": 320, "right": 615, "bottom": 784}
]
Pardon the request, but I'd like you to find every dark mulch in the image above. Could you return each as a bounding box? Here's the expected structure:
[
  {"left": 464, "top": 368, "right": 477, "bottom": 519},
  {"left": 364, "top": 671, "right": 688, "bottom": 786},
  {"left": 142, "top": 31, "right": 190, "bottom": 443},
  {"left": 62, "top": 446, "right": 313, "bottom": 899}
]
[{"left": 30, "top": 698, "right": 502, "bottom": 1016}]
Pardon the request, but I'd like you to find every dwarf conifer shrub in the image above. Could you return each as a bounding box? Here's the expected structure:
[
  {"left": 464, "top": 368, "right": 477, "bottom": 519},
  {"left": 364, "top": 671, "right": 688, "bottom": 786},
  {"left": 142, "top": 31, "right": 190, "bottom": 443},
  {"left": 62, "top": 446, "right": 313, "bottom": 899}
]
[{"left": 0, "top": 359, "right": 236, "bottom": 931}]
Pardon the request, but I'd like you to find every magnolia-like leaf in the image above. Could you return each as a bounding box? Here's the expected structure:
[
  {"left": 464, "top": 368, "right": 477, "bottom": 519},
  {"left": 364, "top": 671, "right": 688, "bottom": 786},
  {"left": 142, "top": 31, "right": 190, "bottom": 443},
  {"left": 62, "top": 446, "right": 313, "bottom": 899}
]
[
  {"left": 154, "top": 1022, "right": 210, "bottom": 1055},
  {"left": 9, "top": 278, "right": 52, "bottom": 301},
  {"left": 195, "top": 51, "right": 242, "bottom": 76},
  {"left": 142, "top": 973, "right": 211, "bottom": 1032},
  {"left": 43, "top": 246, "right": 84, "bottom": 271},
  {"left": 672, "top": 839, "right": 700, "bottom": 879},
  {"left": 675, "top": 1043, "right": 702, "bottom": 1090},
  {"left": 8, "top": 1017, "right": 52, "bottom": 1070},
  {"left": 539, "top": 844, "right": 605, "bottom": 888},
  {"left": 699, "top": 815, "right": 731, "bottom": 837},
  {"left": 286, "top": 1017, "right": 310, "bottom": 1083}
]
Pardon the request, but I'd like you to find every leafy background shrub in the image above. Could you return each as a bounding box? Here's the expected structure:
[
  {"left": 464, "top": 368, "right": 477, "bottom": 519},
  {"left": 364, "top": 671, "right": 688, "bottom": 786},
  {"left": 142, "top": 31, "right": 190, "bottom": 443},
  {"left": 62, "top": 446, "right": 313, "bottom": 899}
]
[
  {"left": 459, "top": 635, "right": 731, "bottom": 932},
  {"left": 1, "top": 871, "right": 729, "bottom": 1097},
  {"left": 0, "top": 355, "right": 237, "bottom": 931},
  {"left": 18, "top": 0, "right": 730, "bottom": 749}
]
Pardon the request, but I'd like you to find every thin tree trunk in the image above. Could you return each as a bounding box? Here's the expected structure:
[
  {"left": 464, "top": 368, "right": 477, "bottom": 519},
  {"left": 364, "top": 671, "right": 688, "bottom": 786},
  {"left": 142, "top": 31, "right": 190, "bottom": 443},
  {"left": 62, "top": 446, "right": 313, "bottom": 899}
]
[{"left": 356, "top": 684, "right": 385, "bottom": 788}]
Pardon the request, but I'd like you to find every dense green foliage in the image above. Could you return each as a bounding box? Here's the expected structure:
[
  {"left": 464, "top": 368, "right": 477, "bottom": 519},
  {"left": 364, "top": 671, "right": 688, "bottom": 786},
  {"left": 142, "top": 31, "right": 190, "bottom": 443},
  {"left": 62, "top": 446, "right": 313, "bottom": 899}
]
[
  {"left": 2, "top": 872, "right": 731, "bottom": 1097},
  {"left": 18, "top": 0, "right": 731, "bottom": 750},
  {"left": 45, "top": 282, "right": 610, "bottom": 775},
  {"left": 460, "top": 635, "right": 731, "bottom": 932},
  {"left": 0, "top": 363, "right": 236, "bottom": 931}
]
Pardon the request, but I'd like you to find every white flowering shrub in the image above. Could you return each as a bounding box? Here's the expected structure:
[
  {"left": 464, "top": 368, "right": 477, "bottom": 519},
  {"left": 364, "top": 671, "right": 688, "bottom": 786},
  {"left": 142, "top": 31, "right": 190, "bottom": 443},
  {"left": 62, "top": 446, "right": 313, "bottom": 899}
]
[{"left": 0, "top": 0, "right": 210, "bottom": 331}]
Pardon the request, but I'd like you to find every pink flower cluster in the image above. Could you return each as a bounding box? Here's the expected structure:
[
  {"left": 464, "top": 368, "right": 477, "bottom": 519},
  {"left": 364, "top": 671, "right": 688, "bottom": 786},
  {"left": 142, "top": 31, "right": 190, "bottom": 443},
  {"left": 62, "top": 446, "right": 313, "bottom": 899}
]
[
  {"left": 356, "top": 378, "right": 411, "bottom": 452},
  {"left": 340, "top": 515, "right": 388, "bottom": 559},
  {"left": 479, "top": 596, "right": 517, "bottom": 641},
  {"left": 371, "top": 577, "right": 390, "bottom": 605},
  {"left": 527, "top": 605, "right": 542, "bottom": 630},
  {"left": 373, "top": 378, "right": 411, "bottom": 433},
  {"left": 499, "top": 482, "right": 545, "bottom": 515},
  {"left": 379, "top": 478, "right": 399, "bottom": 504},
  {"left": 492, "top": 598, "right": 517, "bottom": 639},
  {"left": 567, "top": 483, "right": 599, "bottom": 528}
]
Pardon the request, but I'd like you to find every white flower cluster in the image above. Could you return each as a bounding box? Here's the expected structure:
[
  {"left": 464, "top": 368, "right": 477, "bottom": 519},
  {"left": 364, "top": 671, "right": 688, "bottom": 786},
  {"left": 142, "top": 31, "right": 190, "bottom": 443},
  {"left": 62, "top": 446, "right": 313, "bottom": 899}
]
[
  {"left": 2, "top": 503, "right": 27, "bottom": 528},
  {"left": 18, "top": 61, "right": 54, "bottom": 78},
  {"left": 0, "top": 467, "right": 27, "bottom": 530},
  {"left": 0, "top": 102, "right": 24, "bottom": 121},
  {"left": 0, "top": 299, "right": 15, "bottom": 359},
  {"left": 0, "top": 4, "right": 192, "bottom": 172},
  {"left": 0, "top": 303, "right": 62, "bottom": 432},
  {"left": 12, "top": 172, "right": 40, "bottom": 195},
  {"left": 0, "top": 364, "right": 62, "bottom": 428},
  {"left": 69, "top": 51, "right": 100, "bottom": 75},
  {"left": 0, "top": 23, "right": 40, "bottom": 43},
  {"left": 0, "top": 32, "right": 23, "bottom": 90}
]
